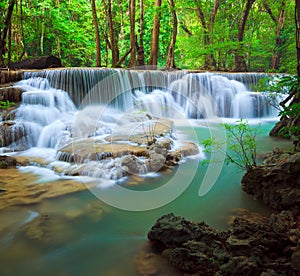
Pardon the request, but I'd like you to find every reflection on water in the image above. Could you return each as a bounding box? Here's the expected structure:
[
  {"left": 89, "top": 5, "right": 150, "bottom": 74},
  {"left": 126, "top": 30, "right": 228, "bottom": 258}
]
[{"left": 0, "top": 121, "right": 291, "bottom": 276}]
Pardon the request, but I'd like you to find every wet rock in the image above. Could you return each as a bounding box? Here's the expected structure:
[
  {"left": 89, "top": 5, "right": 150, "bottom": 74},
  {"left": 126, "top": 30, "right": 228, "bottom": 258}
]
[
  {"left": 147, "top": 152, "right": 166, "bottom": 172},
  {"left": 0, "top": 70, "right": 23, "bottom": 85},
  {"left": 120, "top": 155, "right": 142, "bottom": 174},
  {"left": 242, "top": 152, "right": 300, "bottom": 210},
  {"left": 148, "top": 213, "right": 225, "bottom": 248},
  {"left": 0, "top": 121, "right": 27, "bottom": 148},
  {"left": 148, "top": 212, "right": 299, "bottom": 275},
  {"left": 172, "top": 141, "right": 199, "bottom": 157},
  {"left": 0, "top": 155, "right": 17, "bottom": 168},
  {"left": 0, "top": 86, "right": 24, "bottom": 103}
]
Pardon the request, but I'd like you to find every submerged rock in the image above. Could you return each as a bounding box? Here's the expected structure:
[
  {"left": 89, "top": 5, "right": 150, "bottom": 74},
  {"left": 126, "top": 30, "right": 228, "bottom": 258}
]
[
  {"left": 0, "top": 155, "right": 17, "bottom": 168},
  {"left": 242, "top": 152, "right": 300, "bottom": 210},
  {"left": 148, "top": 212, "right": 300, "bottom": 275}
]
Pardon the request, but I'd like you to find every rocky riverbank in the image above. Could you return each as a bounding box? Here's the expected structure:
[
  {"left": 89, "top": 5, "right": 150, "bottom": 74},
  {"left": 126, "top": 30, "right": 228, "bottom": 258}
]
[{"left": 147, "top": 150, "right": 300, "bottom": 275}]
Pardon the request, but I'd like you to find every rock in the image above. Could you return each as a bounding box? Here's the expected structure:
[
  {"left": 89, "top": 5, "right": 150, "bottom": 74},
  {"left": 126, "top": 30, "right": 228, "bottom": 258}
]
[
  {"left": 0, "top": 121, "right": 27, "bottom": 148},
  {"left": 9, "top": 56, "right": 62, "bottom": 70},
  {"left": 172, "top": 141, "right": 199, "bottom": 157},
  {"left": 148, "top": 213, "right": 225, "bottom": 248},
  {"left": 0, "top": 70, "right": 23, "bottom": 85},
  {"left": 0, "top": 86, "right": 24, "bottom": 103},
  {"left": 291, "top": 249, "right": 300, "bottom": 272},
  {"left": 0, "top": 155, "right": 17, "bottom": 168},
  {"left": 147, "top": 213, "right": 299, "bottom": 275},
  {"left": 120, "top": 155, "right": 142, "bottom": 174},
  {"left": 242, "top": 152, "right": 300, "bottom": 210},
  {"left": 147, "top": 152, "right": 166, "bottom": 172}
]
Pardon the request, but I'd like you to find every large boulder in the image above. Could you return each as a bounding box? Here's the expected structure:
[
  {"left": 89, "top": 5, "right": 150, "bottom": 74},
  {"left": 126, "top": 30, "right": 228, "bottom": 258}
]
[
  {"left": 242, "top": 152, "right": 300, "bottom": 210},
  {"left": 9, "top": 56, "right": 61, "bottom": 70},
  {"left": 147, "top": 212, "right": 300, "bottom": 275}
]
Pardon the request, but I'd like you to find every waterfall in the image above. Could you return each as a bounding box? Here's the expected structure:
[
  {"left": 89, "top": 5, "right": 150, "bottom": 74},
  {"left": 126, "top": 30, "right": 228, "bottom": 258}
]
[
  {"left": 24, "top": 69, "right": 279, "bottom": 119},
  {"left": 1, "top": 68, "right": 282, "bottom": 152},
  {"left": 4, "top": 78, "right": 76, "bottom": 150}
]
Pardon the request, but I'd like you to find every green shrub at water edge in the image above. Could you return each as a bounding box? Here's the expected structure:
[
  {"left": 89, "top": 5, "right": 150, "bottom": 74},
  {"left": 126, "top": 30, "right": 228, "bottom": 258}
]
[{"left": 202, "top": 119, "right": 260, "bottom": 171}]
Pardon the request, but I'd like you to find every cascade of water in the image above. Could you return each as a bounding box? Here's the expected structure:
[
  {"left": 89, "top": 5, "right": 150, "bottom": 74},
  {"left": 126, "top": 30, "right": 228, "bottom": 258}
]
[
  {"left": 25, "top": 69, "right": 277, "bottom": 119},
  {"left": 21, "top": 69, "right": 280, "bottom": 121},
  {"left": 6, "top": 78, "right": 77, "bottom": 150}
]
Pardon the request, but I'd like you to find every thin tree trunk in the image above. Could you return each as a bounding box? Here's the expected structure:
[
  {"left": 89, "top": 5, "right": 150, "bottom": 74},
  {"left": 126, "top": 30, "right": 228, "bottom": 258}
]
[
  {"left": 115, "top": 47, "right": 133, "bottom": 67},
  {"left": 0, "top": 0, "right": 15, "bottom": 66},
  {"left": 296, "top": 0, "right": 300, "bottom": 80},
  {"left": 128, "top": 0, "right": 137, "bottom": 67},
  {"left": 270, "top": 1, "right": 286, "bottom": 70},
  {"left": 207, "top": 0, "right": 220, "bottom": 68},
  {"left": 40, "top": 6, "right": 45, "bottom": 55},
  {"left": 149, "top": 0, "right": 162, "bottom": 66},
  {"left": 166, "top": 0, "right": 177, "bottom": 68},
  {"left": 234, "top": 0, "right": 255, "bottom": 72},
  {"left": 137, "top": 0, "right": 145, "bottom": 66},
  {"left": 91, "top": 0, "right": 101, "bottom": 66},
  {"left": 19, "top": 0, "right": 26, "bottom": 60},
  {"left": 8, "top": 15, "right": 12, "bottom": 65}
]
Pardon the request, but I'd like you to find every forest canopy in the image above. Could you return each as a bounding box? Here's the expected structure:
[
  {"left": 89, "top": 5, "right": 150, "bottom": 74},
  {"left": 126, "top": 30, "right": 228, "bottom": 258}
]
[{"left": 0, "top": 0, "right": 296, "bottom": 72}]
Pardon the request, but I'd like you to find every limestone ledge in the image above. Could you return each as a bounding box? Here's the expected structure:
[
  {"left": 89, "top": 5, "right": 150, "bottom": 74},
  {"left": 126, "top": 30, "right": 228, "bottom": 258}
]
[{"left": 0, "top": 167, "right": 90, "bottom": 210}]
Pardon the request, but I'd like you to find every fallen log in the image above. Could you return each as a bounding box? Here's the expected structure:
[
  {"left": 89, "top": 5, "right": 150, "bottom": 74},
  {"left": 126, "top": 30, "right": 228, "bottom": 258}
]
[{"left": 9, "top": 56, "right": 62, "bottom": 69}]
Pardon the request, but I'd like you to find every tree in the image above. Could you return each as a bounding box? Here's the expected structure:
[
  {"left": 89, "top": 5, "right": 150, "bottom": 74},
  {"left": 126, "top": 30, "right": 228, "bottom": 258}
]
[
  {"left": 263, "top": 1, "right": 286, "bottom": 70},
  {"left": 166, "top": 0, "right": 178, "bottom": 68},
  {"left": 0, "top": 0, "right": 15, "bottom": 66},
  {"left": 91, "top": 0, "right": 101, "bottom": 67},
  {"left": 137, "top": 0, "right": 145, "bottom": 66},
  {"left": 234, "top": 0, "right": 255, "bottom": 72},
  {"left": 193, "top": 0, "right": 220, "bottom": 69},
  {"left": 128, "top": 0, "right": 137, "bottom": 67},
  {"left": 296, "top": 0, "right": 300, "bottom": 78},
  {"left": 106, "top": 0, "right": 120, "bottom": 67},
  {"left": 269, "top": 0, "right": 300, "bottom": 147},
  {"left": 149, "top": 0, "right": 162, "bottom": 66}
]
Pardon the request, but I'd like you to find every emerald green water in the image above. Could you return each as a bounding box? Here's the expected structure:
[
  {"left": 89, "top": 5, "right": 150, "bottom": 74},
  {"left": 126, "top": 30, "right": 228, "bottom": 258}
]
[{"left": 0, "top": 121, "right": 291, "bottom": 276}]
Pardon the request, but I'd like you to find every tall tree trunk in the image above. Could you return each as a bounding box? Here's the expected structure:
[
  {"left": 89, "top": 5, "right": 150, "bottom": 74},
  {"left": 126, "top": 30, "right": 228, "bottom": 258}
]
[
  {"left": 166, "top": 0, "right": 177, "bottom": 68},
  {"left": 107, "top": 0, "right": 120, "bottom": 67},
  {"left": 234, "top": 0, "right": 255, "bottom": 72},
  {"left": 270, "top": 1, "right": 286, "bottom": 70},
  {"left": 19, "top": 0, "right": 26, "bottom": 60},
  {"left": 91, "top": 0, "right": 101, "bottom": 67},
  {"left": 149, "top": 0, "right": 162, "bottom": 66},
  {"left": 0, "top": 0, "right": 15, "bottom": 67},
  {"left": 137, "top": 0, "right": 145, "bottom": 66},
  {"left": 128, "top": 0, "right": 137, "bottom": 67}
]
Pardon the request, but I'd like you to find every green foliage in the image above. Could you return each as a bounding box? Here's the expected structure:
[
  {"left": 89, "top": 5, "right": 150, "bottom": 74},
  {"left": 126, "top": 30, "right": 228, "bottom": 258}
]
[
  {"left": 202, "top": 119, "right": 259, "bottom": 170},
  {"left": 279, "top": 103, "right": 300, "bottom": 140},
  {"left": 0, "top": 100, "right": 15, "bottom": 110},
  {"left": 1, "top": 0, "right": 297, "bottom": 70}
]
